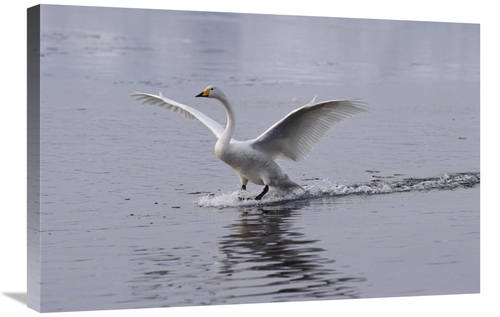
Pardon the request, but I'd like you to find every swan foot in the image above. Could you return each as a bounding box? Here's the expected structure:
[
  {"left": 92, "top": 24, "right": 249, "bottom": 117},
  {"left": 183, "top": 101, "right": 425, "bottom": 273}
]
[
  {"left": 238, "top": 197, "right": 254, "bottom": 201},
  {"left": 254, "top": 185, "right": 269, "bottom": 201},
  {"left": 238, "top": 184, "right": 249, "bottom": 201},
  {"left": 237, "top": 185, "right": 268, "bottom": 201}
]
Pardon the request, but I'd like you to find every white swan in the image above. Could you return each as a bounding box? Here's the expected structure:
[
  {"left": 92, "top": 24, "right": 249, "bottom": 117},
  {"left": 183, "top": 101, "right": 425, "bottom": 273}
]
[{"left": 131, "top": 85, "right": 367, "bottom": 200}]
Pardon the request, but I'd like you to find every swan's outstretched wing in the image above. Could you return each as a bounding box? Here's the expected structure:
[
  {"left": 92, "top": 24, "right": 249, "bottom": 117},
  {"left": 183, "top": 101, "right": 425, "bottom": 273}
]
[
  {"left": 251, "top": 99, "right": 367, "bottom": 161},
  {"left": 131, "top": 92, "right": 225, "bottom": 139}
]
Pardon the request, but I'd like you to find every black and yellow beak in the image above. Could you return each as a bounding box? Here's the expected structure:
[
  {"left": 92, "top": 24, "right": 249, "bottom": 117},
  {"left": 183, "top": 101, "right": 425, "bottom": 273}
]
[{"left": 195, "top": 88, "right": 210, "bottom": 98}]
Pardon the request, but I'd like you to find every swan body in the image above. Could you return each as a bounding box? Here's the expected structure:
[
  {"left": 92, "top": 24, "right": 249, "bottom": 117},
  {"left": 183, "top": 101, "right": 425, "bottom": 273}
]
[{"left": 131, "top": 85, "right": 367, "bottom": 200}]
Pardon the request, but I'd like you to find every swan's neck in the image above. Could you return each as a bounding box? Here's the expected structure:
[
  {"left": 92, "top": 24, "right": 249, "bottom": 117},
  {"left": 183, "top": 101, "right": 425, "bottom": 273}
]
[{"left": 217, "top": 95, "right": 235, "bottom": 146}]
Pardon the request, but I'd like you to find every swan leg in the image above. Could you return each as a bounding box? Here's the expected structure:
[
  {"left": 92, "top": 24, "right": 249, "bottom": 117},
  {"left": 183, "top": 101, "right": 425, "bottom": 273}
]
[
  {"left": 238, "top": 183, "right": 248, "bottom": 201},
  {"left": 255, "top": 185, "right": 269, "bottom": 201},
  {"left": 237, "top": 176, "right": 249, "bottom": 200}
]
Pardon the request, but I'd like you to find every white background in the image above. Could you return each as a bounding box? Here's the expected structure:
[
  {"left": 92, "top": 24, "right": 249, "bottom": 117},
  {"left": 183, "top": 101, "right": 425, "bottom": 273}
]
[{"left": 1, "top": 0, "right": 497, "bottom": 316}]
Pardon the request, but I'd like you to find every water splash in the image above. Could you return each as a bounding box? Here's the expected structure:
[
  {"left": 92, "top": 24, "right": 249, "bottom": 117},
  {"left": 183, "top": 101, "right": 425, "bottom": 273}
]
[{"left": 195, "top": 172, "right": 480, "bottom": 208}]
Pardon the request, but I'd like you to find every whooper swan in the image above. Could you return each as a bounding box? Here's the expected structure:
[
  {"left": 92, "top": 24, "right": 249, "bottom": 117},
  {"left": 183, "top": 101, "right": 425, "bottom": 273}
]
[{"left": 131, "top": 85, "right": 367, "bottom": 200}]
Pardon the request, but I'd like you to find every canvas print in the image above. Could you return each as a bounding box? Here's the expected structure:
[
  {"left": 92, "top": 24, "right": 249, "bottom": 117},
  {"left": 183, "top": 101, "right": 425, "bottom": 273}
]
[{"left": 27, "top": 4, "right": 480, "bottom": 313}]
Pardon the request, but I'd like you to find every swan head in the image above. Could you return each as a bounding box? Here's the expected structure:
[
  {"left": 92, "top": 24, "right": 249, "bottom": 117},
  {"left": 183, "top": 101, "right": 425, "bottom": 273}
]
[{"left": 195, "top": 85, "right": 227, "bottom": 101}]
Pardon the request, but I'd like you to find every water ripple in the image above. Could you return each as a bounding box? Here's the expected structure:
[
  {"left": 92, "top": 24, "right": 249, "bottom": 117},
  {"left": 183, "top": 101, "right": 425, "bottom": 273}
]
[{"left": 196, "top": 172, "right": 480, "bottom": 208}]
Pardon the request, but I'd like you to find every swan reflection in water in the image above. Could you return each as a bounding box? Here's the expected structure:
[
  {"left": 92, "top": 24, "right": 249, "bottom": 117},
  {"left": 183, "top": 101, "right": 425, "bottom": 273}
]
[
  {"left": 126, "top": 203, "right": 366, "bottom": 307},
  {"left": 215, "top": 205, "right": 366, "bottom": 302}
]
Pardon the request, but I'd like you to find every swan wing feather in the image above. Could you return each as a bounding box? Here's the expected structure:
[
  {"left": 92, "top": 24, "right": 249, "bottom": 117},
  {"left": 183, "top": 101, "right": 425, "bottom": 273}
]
[
  {"left": 251, "top": 99, "right": 367, "bottom": 161},
  {"left": 131, "top": 92, "right": 225, "bottom": 139}
]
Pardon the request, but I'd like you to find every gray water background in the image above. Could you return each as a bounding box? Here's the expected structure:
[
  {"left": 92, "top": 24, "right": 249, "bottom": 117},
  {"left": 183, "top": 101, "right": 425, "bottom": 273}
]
[{"left": 32, "top": 5, "right": 479, "bottom": 312}]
